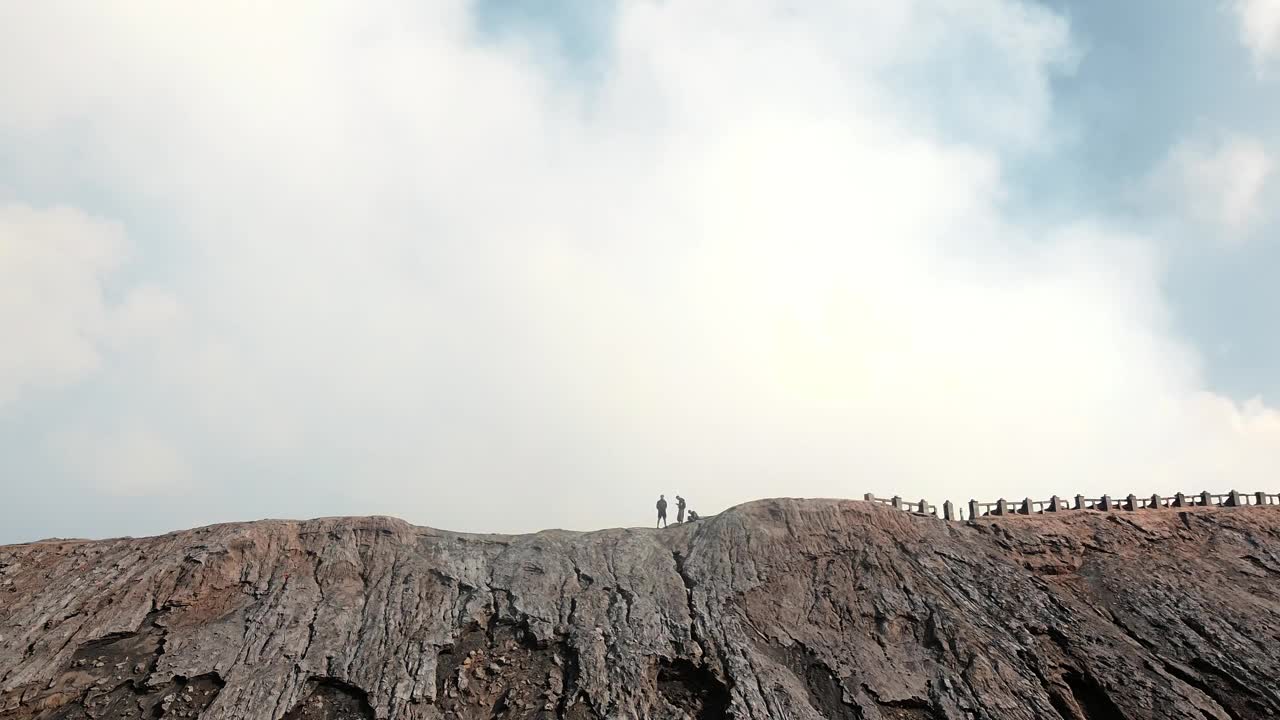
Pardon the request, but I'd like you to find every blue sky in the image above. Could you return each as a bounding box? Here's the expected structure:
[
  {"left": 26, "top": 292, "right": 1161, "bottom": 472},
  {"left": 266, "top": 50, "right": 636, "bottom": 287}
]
[
  {"left": 1035, "top": 0, "right": 1280, "bottom": 402},
  {"left": 1, "top": 0, "right": 1278, "bottom": 543}
]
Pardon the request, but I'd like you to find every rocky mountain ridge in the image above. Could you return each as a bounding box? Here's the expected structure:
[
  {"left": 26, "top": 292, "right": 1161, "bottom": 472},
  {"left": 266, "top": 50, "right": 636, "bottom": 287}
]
[{"left": 2, "top": 499, "right": 1278, "bottom": 719}]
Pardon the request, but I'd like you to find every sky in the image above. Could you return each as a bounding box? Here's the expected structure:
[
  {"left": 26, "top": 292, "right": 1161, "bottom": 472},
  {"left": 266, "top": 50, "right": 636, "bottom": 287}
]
[{"left": 1, "top": 0, "right": 1279, "bottom": 543}]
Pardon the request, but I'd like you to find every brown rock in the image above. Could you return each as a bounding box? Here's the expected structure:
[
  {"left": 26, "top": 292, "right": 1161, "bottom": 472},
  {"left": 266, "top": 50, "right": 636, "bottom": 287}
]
[{"left": 0, "top": 500, "right": 1278, "bottom": 718}]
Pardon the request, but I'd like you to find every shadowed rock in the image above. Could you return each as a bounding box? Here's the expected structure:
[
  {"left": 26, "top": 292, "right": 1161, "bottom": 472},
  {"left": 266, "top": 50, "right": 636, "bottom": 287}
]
[{"left": 282, "top": 679, "right": 375, "bottom": 720}]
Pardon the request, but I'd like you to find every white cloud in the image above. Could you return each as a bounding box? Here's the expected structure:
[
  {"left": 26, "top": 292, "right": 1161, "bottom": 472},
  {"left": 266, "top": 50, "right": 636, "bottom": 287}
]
[
  {"left": 0, "top": 203, "right": 181, "bottom": 408},
  {"left": 50, "top": 425, "right": 193, "bottom": 497},
  {"left": 0, "top": 204, "right": 123, "bottom": 405},
  {"left": 0, "top": 2, "right": 1278, "bottom": 538},
  {"left": 1155, "top": 135, "right": 1273, "bottom": 238},
  {"left": 1235, "top": 0, "right": 1280, "bottom": 68}
]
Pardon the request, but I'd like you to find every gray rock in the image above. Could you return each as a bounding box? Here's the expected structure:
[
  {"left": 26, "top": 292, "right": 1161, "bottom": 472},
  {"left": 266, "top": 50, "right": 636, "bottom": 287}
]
[{"left": 0, "top": 499, "right": 1277, "bottom": 719}]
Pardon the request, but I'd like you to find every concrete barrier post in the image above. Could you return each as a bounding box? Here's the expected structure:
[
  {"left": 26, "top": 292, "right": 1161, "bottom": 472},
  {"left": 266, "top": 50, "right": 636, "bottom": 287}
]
[
  {"left": 918, "top": 499, "right": 928, "bottom": 514},
  {"left": 1021, "top": 498, "right": 1032, "bottom": 515},
  {"left": 1075, "top": 494, "right": 1085, "bottom": 510},
  {"left": 1100, "top": 495, "right": 1112, "bottom": 511},
  {"left": 864, "top": 493, "right": 875, "bottom": 502},
  {"left": 1227, "top": 490, "right": 1241, "bottom": 507},
  {"left": 1049, "top": 495, "right": 1062, "bottom": 512},
  {"left": 944, "top": 500, "right": 955, "bottom": 521},
  {"left": 892, "top": 495, "right": 902, "bottom": 510},
  {"left": 1150, "top": 494, "right": 1161, "bottom": 510},
  {"left": 1257, "top": 491, "right": 1268, "bottom": 507},
  {"left": 1200, "top": 490, "right": 1212, "bottom": 507},
  {"left": 997, "top": 498, "right": 1008, "bottom": 516},
  {"left": 1174, "top": 492, "right": 1186, "bottom": 508},
  {"left": 968, "top": 500, "right": 980, "bottom": 520}
]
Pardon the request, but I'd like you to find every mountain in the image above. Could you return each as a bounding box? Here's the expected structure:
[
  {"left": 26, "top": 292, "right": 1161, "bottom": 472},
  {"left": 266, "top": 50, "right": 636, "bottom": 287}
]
[{"left": 1, "top": 499, "right": 1278, "bottom": 719}]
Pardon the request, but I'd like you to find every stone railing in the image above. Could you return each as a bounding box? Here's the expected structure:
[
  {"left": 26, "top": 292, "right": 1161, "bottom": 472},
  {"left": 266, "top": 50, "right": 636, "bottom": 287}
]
[
  {"left": 863, "top": 494, "right": 937, "bottom": 517},
  {"left": 967, "top": 490, "right": 1280, "bottom": 521},
  {"left": 863, "top": 490, "right": 1279, "bottom": 522}
]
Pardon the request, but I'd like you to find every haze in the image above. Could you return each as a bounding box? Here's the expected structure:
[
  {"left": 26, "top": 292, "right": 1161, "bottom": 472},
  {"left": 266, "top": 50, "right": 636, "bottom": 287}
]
[{"left": 2, "top": 1, "right": 1279, "bottom": 543}]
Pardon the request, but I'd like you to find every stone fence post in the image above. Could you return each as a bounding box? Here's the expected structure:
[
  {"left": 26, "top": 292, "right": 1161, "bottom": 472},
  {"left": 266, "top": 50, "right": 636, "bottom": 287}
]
[
  {"left": 1021, "top": 498, "right": 1032, "bottom": 515},
  {"left": 1227, "top": 490, "right": 1241, "bottom": 507},
  {"left": 1099, "top": 495, "right": 1112, "bottom": 511},
  {"left": 1174, "top": 492, "right": 1186, "bottom": 507},
  {"left": 1074, "top": 494, "right": 1085, "bottom": 510},
  {"left": 1049, "top": 495, "right": 1063, "bottom": 512},
  {"left": 996, "top": 498, "right": 1008, "bottom": 516},
  {"left": 1257, "top": 491, "right": 1268, "bottom": 506},
  {"left": 864, "top": 493, "right": 875, "bottom": 502},
  {"left": 968, "top": 500, "right": 980, "bottom": 520},
  {"left": 1200, "top": 490, "right": 1212, "bottom": 507},
  {"left": 1125, "top": 494, "right": 1137, "bottom": 511},
  {"left": 892, "top": 495, "right": 902, "bottom": 511},
  {"left": 1150, "top": 494, "right": 1161, "bottom": 510},
  {"left": 943, "top": 500, "right": 955, "bottom": 521}
]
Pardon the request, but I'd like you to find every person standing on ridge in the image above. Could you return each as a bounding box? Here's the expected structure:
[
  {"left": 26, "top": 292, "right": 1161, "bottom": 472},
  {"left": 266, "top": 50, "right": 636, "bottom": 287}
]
[
  {"left": 676, "top": 495, "right": 687, "bottom": 523},
  {"left": 656, "top": 495, "right": 668, "bottom": 528}
]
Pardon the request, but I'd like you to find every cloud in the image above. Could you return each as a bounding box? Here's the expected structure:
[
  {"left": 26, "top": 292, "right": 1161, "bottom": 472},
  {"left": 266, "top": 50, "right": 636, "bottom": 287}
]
[
  {"left": 0, "top": 204, "right": 124, "bottom": 405},
  {"left": 1152, "top": 135, "right": 1273, "bottom": 238},
  {"left": 1, "top": 2, "right": 1279, "bottom": 540},
  {"left": 1235, "top": 0, "right": 1280, "bottom": 68},
  {"left": 49, "top": 424, "right": 193, "bottom": 497},
  {"left": 0, "top": 203, "right": 183, "bottom": 409}
]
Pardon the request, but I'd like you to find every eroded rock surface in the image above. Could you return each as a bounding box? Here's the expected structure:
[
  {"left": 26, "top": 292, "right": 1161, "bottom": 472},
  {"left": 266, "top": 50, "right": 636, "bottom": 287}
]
[{"left": 2, "top": 500, "right": 1278, "bottom": 719}]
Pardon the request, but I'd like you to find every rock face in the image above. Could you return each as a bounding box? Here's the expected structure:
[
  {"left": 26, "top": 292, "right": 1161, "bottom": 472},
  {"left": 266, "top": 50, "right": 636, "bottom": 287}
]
[{"left": 2, "top": 499, "right": 1279, "bottom": 720}]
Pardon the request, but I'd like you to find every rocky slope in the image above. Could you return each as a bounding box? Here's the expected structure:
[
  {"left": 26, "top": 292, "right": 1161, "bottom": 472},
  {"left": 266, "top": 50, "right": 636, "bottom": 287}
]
[{"left": 2, "top": 499, "right": 1279, "bottom": 720}]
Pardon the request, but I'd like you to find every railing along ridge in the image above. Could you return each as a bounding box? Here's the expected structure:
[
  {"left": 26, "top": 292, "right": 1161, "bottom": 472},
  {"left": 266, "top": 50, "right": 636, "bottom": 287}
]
[{"left": 864, "top": 490, "right": 1280, "bottom": 522}]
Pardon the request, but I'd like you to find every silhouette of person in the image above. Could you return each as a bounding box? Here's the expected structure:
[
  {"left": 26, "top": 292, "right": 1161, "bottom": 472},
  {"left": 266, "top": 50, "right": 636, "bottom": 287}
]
[
  {"left": 676, "top": 495, "right": 687, "bottom": 523},
  {"left": 687, "top": 510, "right": 700, "bottom": 522},
  {"left": 656, "top": 495, "right": 668, "bottom": 528}
]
